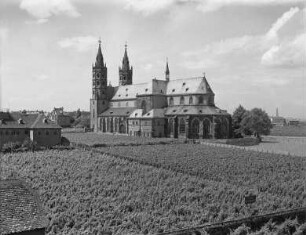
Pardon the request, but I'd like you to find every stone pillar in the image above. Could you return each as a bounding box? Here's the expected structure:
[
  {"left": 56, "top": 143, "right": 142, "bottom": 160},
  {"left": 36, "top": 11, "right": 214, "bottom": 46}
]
[
  {"left": 185, "top": 116, "right": 190, "bottom": 139},
  {"left": 212, "top": 116, "right": 216, "bottom": 139},
  {"left": 199, "top": 120, "right": 203, "bottom": 139}
]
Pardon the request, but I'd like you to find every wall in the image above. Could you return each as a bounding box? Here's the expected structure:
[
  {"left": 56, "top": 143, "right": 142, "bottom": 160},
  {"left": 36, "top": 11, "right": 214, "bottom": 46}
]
[
  {"left": 167, "top": 94, "right": 214, "bottom": 106},
  {"left": 31, "top": 129, "right": 61, "bottom": 147},
  {"left": 0, "top": 128, "right": 30, "bottom": 149},
  {"left": 128, "top": 119, "right": 141, "bottom": 136}
]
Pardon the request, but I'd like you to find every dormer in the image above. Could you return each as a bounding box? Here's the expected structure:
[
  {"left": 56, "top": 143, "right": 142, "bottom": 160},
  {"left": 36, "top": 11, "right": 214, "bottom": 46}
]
[
  {"left": 42, "top": 118, "right": 48, "bottom": 124},
  {"left": 18, "top": 118, "right": 24, "bottom": 124}
]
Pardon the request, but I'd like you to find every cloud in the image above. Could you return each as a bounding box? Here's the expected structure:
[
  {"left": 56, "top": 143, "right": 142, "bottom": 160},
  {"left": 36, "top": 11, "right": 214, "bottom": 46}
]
[
  {"left": 123, "top": 0, "right": 175, "bottom": 15},
  {"left": 58, "top": 36, "right": 97, "bottom": 52},
  {"left": 0, "top": 26, "right": 8, "bottom": 45},
  {"left": 261, "top": 33, "right": 306, "bottom": 67},
  {"left": 117, "top": 0, "right": 303, "bottom": 15},
  {"left": 196, "top": 0, "right": 303, "bottom": 13},
  {"left": 182, "top": 7, "right": 302, "bottom": 69},
  {"left": 20, "top": 0, "right": 80, "bottom": 22},
  {"left": 266, "top": 7, "right": 299, "bottom": 40},
  {"left": 33, "top": 74, "right": 49, "bottom": 81}
]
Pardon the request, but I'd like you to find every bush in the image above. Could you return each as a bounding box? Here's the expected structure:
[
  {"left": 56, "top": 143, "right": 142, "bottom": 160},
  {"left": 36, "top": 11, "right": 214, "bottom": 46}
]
[
  {"left": 226, "top": 137, "right": 261, "bottom": 146},
  {"left": 22, "top": 137, "right": 38, "bottom": 152},
  {"left": 2, "top": 142, "right": 22, "bottom": 153}
]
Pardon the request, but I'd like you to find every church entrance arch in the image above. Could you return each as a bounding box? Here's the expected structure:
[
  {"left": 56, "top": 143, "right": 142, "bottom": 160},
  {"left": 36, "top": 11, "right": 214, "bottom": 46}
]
[
  {"left": 220, "top": 118, "right": 229, "bottom": 138},
  {"left": 191, "top": 118, "right": 200, "bottom": 139},
  {"left": 203, "top": 119, "right": 210, "bottom": 139},
  {"left": 214, "top": 118, "right": 222, "bottom": 139},
  {"left": 119, "top": 124, "right": 125, "bottom": 134}
]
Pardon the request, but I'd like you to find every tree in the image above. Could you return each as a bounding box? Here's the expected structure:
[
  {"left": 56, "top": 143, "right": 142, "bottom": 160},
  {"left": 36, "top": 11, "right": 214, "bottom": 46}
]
[
  {"left": 76, "top": 109, "right": 82, "bottom": 119},
  {"left": 232, "top": 105, "right": 247, "bottom": 138},
  {"left": 239, "top": 108, "right": 272, "bottom": 139}
]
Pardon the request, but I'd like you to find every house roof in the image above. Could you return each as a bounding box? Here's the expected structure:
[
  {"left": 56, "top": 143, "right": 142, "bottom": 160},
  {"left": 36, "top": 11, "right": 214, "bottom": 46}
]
[
  {"left": 0, "top": 112, "right": 61, "bottom": 129},
  {"left": 129, "top": 109, "right": 143, "bottom": 118},
  {"left": 166, "top": 77, "right": 214, "bottom": 96},
  {"left": 0, "top": 179, "right": 48, "bottom": 235},
  {"left": 142, "top": 109, "right": 165, "bottom": 119},
  {"left": 99, "top": 107, "right": 136, "bottom": 117},
  {"left": 111, "top": 76, "right": 214, "bottom": 101},
  {"left": 165, "top": 105, "right": 229, "bottom": 116}
]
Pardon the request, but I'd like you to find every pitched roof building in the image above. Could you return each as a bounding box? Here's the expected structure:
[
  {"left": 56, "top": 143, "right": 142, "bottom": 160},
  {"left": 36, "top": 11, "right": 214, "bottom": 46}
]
[
  {"left": 90, "top": 42, "right": 231, "bottom": 139},
  {"left": 0, "top": 111, "right": 61, "bottom": 149},
  {"left": 0, "top": 179, "right": 48, "bottom": 235}
]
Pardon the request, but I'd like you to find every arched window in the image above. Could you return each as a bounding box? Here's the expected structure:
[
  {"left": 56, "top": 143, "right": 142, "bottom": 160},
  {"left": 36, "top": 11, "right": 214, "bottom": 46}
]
[
  {"left": 203, "top": 119, "right": 211, "bottom": 139},
  {"left": 169, "top": 97, "right": 174, "bottom": 106},
  {"left": 141, "top": 100, "right": 147, "bottom": 114},
  {"left": 199, "top": 96, "right": 204, "bottom": 104},
  {"left": 191, "top": 119, "right": 200, "bottom": 138},
  {"left": 189, "top": 96, "right": 193, "bottom": 105},
  {"left": 179, "top": 118, "right": 185, "bottom": 133},
  {"left": 180, "top": 96, "right": 185, "bottom": 105}
]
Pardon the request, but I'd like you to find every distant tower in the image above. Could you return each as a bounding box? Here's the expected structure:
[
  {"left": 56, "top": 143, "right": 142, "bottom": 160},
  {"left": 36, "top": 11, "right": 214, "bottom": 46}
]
[
  {"left": 165, "top": 58, "right": 170, "bottom": 81},
  {"left": 276, "top": 108, "right": 279, "bottom": 117},
  {"left": 90, "top": 39, "right": 108, "bottom": 131},
  {"left": 119, "top": 43, "right": 133, "bottom": 86}
]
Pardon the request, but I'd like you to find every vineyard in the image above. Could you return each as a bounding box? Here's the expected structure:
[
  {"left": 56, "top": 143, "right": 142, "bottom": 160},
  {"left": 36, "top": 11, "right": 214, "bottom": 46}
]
[
  {"left": 63, "top": 132, "right": 180, "bottom": 147},
  {"left": 1, "top": 142, "right": 306, "bottom": 234},
  {"left": 99, "top": 144, "right": 306, "bottom": 203}
]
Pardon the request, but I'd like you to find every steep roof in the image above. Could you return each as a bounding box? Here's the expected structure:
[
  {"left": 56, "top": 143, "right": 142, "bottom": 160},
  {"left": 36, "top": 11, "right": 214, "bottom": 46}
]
[
  {"left": 142, "top": 109, "right": 165, "bottom": 118},
  {"left": 99, "top": 107, "right": 136, "bottom": 117},
  {"left": 111, "top": 82, "right": 151, "bottom": 100},
  {"left": 0, "top": 179, "right": 48, "bottom": 235},
  {"left": 111, "top": 76, "right": 213, "bottom": 101},
  {"left": 0, "top": 113, "right": 61, "bottom": 129},
  {"left": 166, "top": 77, "right": 214, "bottom": 95},
  {"left": 165, "top": 105, "right": 229, "bottom": 116}
]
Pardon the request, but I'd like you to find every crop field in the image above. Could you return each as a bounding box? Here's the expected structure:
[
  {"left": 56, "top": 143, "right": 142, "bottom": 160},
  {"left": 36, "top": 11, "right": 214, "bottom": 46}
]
[
  {"left": 245, "top": 136, "right": 306, "bottom": 157},
  {"left": 0, "top": 149, "right": 292, "bottom": 235},
  {"left": 1, "top": 141, "right": 305, "bottom": 234},
  {"left": 270, "top": 125, "right": 306, "bottom": 137},
  {"left": 63, "top": 132, "right": 180, "bottom": 147},
  {"left": 99, "top": 144, "right": 306, "bottom": 204}
]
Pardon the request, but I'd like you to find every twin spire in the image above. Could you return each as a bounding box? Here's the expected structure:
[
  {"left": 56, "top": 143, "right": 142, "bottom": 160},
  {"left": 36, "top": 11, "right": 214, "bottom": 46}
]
[{"left": 95, "top": 39, "right": 170, "bottom": 82}]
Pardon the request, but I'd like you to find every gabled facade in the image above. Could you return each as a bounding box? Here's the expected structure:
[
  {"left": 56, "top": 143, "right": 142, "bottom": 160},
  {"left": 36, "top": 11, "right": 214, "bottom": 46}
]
[
  {"left": 0, "top": 111, "right": 61, "bottom": 149},
  {"left": 90, "top": 42, "right": 232, "bottom": 139}
]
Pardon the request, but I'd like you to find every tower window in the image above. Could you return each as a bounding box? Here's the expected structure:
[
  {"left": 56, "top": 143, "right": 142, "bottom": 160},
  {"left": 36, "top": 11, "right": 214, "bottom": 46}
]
[
  {"left": 199, "top": 96, "right": 204, "bottom": 104},
  {"left": 189, "top": 96, "right": 193, "bottom": 104},
  {"left": 169, "top": 97, "right": 174, "bottom": 106},
  {"left": 180, "top": 96, "right": 185, "bottom": 105}
]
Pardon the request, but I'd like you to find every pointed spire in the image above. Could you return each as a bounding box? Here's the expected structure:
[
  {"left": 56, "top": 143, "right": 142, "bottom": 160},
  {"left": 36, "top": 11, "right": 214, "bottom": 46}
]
[
  {"left": 165, "top": 58, "right": 170, "bottom": 81},
  {"left": 122, "top": 42, "right": 130, "bottom": 70},
  {"left": 95, "top": 38, "right": 104, "bottom": 66}
]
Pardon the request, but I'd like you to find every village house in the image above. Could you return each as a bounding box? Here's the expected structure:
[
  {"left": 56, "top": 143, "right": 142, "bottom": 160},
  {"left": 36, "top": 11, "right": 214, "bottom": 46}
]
[
  {"left": 49, "top": 107, "right": 72, "bottom": 127},
  {"left": 0, "top": 111, "right": 61, "bottom": 149},
  {"left": 0, "top": 179, "right": 48, "bottom": 235},
  {"left": 90, "top": 41, "right": 232, "bottom": 139}
]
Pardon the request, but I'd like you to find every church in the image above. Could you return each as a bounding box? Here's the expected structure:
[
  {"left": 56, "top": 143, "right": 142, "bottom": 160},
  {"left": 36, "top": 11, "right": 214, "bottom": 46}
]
[{"left": 90, "top": 41, "right": 231, "bottom": 139}]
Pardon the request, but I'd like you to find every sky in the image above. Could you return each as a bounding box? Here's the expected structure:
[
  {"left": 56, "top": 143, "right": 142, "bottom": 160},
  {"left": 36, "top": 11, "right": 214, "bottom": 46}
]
[{"left": 0, "top": 0, "right": 305, "bottom": 118}]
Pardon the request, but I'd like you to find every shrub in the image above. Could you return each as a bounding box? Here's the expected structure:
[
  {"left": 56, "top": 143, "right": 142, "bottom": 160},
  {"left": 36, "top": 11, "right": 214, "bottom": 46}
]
[
  {"left": 2, "top": 142, "right": 22, "bottom": 153},
  {"left": 226, "top": 137, "right": 260, "bottom": 146}
]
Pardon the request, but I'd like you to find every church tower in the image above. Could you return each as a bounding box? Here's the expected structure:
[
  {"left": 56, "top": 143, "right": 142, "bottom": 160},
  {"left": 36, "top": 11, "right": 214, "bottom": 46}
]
[
  {"left": 90, "top": 40, "right": 108, "bottom": 131},
  {"left": 165, "top": 59, "right": 170, "bottom": 82},
  {"left": 119, "top": 43, "right": 133, "bottom": 86}
]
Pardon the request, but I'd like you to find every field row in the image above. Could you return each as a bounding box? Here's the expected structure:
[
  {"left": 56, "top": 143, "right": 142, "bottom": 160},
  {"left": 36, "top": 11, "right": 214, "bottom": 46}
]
[
  {"left": 63, "top": 132, "right": 180, "bottom": 147},
  {"left": 98, "top": 144, "right": 306, "bottom": 202},
  {"left": 1, "top": 149, "right": 291, "bottom": 235}
]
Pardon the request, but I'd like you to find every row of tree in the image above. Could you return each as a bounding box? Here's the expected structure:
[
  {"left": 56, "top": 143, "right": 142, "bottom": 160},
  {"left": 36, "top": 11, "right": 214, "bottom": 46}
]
[{"left": 232, "top": 105, "right": 272, "bottom": 140}]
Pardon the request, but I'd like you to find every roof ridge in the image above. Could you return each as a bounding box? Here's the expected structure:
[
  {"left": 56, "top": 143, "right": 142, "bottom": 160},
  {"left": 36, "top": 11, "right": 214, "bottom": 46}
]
[{"left": 30, "top": 114, "right": 42, "bottom": 128}]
